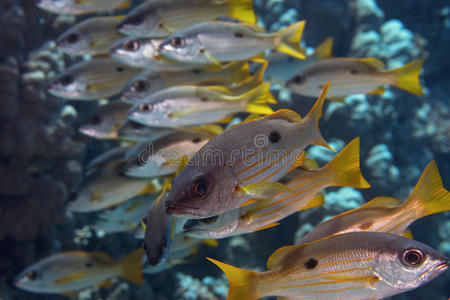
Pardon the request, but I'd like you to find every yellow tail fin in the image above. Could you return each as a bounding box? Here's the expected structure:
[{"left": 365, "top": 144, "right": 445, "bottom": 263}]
[
  {"left": 228, "top": 0, "right": 256, "bottom": 24},
  {"left": 118, "top": 248, "right": 144, "bottom": 285},
  {"left": 392, "top": 59, "right": 424, "bottom": 95},
  {"left": 303, "top": 82, "right": 334, "bottom": 151},
  {"left": 403, "top": 160, "right": 450, "bottom": 218},
  {"left": 313, "top": 37, "right": 334, "bottom": 60},
  {"left": 244, "top": 83, "right": 277, "bottom": 104},
  {"left": 207, "top": 258, "right": 259, "bottom": 300},
  {"left": 275, "top": 21, "right": 306, "bottom": 59},
  {"left": 324, "top": 137, "right": 371, "bottom": 189}
]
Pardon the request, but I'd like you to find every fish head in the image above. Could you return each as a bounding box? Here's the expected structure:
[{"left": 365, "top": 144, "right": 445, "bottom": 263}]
[
  {"left": 48, "top": 70, "right": 86, "bottom": 99},
  {"left": 79, "top": 113, "right": 116, "bottom": 139},
  {"left": 37, "top": 0, "right": 70, "bottom": 14},
  {"left": 159, "top": 33, "right": 204, "bottom": 63},
  {"left": 120, "top": 72, "right": 158, "bottom": 103},
  {"left": 285, "top": 72, "right": 311, "bottom": 94},
  {"left": 128, "top": 101, "right": 157, "bottom": 125},
  {"left": 118, "top": 9, "right": 160, "bottom": 38},
  {"left": 110, "top": 38, "right": 147, "bottom": 67},
  {"left": 373, "top": 236, "right": 448, "bottom": 291},
  {"left": 166, "top": 163, "right": 239, "bottom": 219},
  {"left": 56, "top": 28, "right": 87, "bottom": 55},
  {"left": 15, "top": 264, "right": 48, "bottom": 293},
  {"left": 183, "top": 209, "right": 240, "bottom": 239}
]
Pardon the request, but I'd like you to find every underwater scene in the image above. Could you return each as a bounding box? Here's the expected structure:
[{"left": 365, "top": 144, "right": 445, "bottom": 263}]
[{"left": 0, "top": 0, "right": 449, "bottom": 299}]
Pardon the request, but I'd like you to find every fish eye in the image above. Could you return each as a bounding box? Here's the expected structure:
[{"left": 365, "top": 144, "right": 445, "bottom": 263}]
[
  {"left": 90, "top": 115, "right": 101, "bottom": 125},
  {"left": 59, "top": 75, "right": 74, "bottom": 86},
  {"left": 128, "top": 14, "right": 144, "bottom": 25},
  {"left": 292, "top": 74, "right": 305, "bottom": 84},
  {"left": 139, "top": 103, "right": 153, "bottom": 112},
  {"left": 124, "top": 40, "right": 140, "bottom": 52},
  {"left": 85, "top": 261, "right": 93, "bottom": 268},
  {"left": 133, "top": 80, "right": 148, "bottom": 92},
  {"left": 402, "top": 249, "right": 424, "bottom": 267},
  {"left": 191, "top": 177, "right": 210, "bottom": 198},
  {"left": 66, "top": 33, "right": 79, "bottom": 44},
  {"left": 170, "top": 37, "right": 186, "bottom": 48},
  {"left": 350, "top": 69, "right": 358, "bottom": 75},
  {"left": 26, "top": 270, "right": 39, "bottom": 281}
]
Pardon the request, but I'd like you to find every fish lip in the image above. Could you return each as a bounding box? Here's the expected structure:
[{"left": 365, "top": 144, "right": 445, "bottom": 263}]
[
  {"left": 433, "top": 261, "right": 449, "bottom": 273},
  {"left": 165, "top": 204, "right": 198, "bottom": 216}
]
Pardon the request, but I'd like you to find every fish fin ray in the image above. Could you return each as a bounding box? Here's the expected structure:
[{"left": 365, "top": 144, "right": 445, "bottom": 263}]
[
  {"left": 314, "top": 37, "right": 333, "bottom": 60},
  {"left": 267, "top": 245, "right": 297, "bottom": 269},
  {"left": 118, "top": 248, "right": 144, "bottom": 285},
  {"left": 275, "top": 21, "right": 306, "bottom": 59},
  {"left": 392, "top": 59, "right": 424, "bottom": 95},
  {"left": 228, "top": 0, "right": 257, "bottom": 24}
]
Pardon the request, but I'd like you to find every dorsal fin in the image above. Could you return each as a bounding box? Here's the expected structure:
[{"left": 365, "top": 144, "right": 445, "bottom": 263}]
[
  {"left": 265, "top": 109, "right": 302, "bottom": 122},
  {"left": 267, "top": 245, "right": 298, "bottom": 269},
  {"left": 358, "top": 57, "right": 385, "bottom": 69},
  {"left": 359, "top": 196, "right": 402, "bottom": 209}
]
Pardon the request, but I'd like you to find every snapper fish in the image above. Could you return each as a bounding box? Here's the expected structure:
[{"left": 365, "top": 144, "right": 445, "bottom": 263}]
[
  {"left": 124, "top": 130, "right": 216, "bottom": 178},
  {"left": 286, "top": 58, "right": 424, "bottom": 100},
  {"left": 208, "top": 232, "right": 449, "bottom": 300},
  {"left": 15, "top": 249, "right": 143, "bottom": 294},
  {"left": 117, "top": 0, "right": 256, "bottom": 38},
  {"left": 297, "top": 160, "right": 450, "bottom": 244},
  {"left": 79, "top": 101, "right": 131, "bottom": 139},
  {"left": 68, "top": 163, "right": 158, "bottom": 213},
  {"left": 128, "top": 83, "right": 275, "bottom": 128},
  {"left": 37, "top": 0, "right": 130, "bottom": 15},
  {"left": 184, "top": 137, "right": 371, "bottom": 239},
  {"left": 117, "top": 120, "right": 176, "bottom": 142},
  {"left": 56, "top": 16, "right": 125, "bottom": 56},
  {"left": 119, "top": 61, "right": 250, "bottom": 103},
  {"left": 264, "top": 37, "right": 334, "bottom": 83},
  {"left": 49, "top": 58, "right": 140, "bottom": 101},
  {"left": 165, "top": 83, "right": 333, "bottom": 219},
  {"left": 158, "top": 21, "right": 306, "bottom": 65}
]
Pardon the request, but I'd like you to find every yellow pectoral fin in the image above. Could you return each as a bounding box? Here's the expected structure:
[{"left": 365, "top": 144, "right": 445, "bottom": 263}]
[
  {"left": 115, "top": 0, "right": 131, "bottom": 10},
  {"left": 250, "top": 222, "right": 280, "bottom": 232},
  {"left": 54, "top": 272, "right": 86, "bottom": 285},
  {"left": 202, "top": 239, "right": 219, "bottom": 247},
  {"left": 402, "top": 229, "right": 414, "bottom": 239},
  {"left": 192, "top": 124, "right": 224, "bottom": 135},
  {"left": 240, "top": 198, "right": 261, "bottom": 208},
  {"left": 203, "top": 51, "right": 222, "bottom": 67},
  {"left": 241, "top": 182, "right": 295, "bottom": 199},
  {"left": 300, "top": 158, "right": 319, "bottom": 170},
  {"left": 367, "top": 87, "right": 386, "bottom": 95},
  {"left": 320, "top": 275, "right": 380, "bottom": 289},
  {"left": 97, "top": 278, "right": 112, "bottom": 289},
  {"left": 328, "top": 96, "right": 346, "bottom": 103}
]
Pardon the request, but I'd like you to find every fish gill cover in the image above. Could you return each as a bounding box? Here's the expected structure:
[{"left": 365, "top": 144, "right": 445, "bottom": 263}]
[{"left": 0, "top": 0, "right": 449, "bottom": 299}]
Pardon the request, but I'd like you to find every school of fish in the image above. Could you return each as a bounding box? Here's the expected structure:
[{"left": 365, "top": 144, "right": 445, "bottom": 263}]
[{"left": 15, "top": 0, "right": 448, "bottom": 299}]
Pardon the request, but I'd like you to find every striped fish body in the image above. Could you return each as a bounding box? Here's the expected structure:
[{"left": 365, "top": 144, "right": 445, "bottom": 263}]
[
  {"left": 117, "top": 120, "right": 176, "bottom": 142},
  {"left": 120, "top": 62, "right": 249, "bottom": 103},
  {"left": 286, "top": 58, "right": 394, "bottom": 98},
  {"left": 38, "top": 0, "right": 129, "bottom": 15},
  {"left": 165, "top": 85, "right": 331, "bottom": 219},
  {"left": 49, "top": 58, "right": 140, "bottom": 101},
  {"left": 209, "top": 232, "right": 449, "bottom": 300},
  {"left": 125, "top": 131, "right": 213, "bottom": 178},
  {"left": 57, "top": 16, "right": 125, "bottom": 56},
  {"left": 79, "top": 101, "right": 131, "bottom": 139},
  {"left": 68, "top": 169, "right": 156, "bottom": 213},
  {"left": 118, "top": 0, "right": 255, "bottom": 38},
  {"left": 159, "top": 22, "right": 276, "bottom": 64}
]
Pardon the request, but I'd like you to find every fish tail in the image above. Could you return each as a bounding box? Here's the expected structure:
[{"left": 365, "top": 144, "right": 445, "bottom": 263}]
[
  {"left": 118, "top": 248, "right": 144, "bottom": 285},
  {"left": 392, "top": 59, "right": 424, "bottom": 95},
  {"left": 228, "top": 0, "right": 256, "bottom": 24},
  {"left": 239, "top": 61, "right": 267, "bottom": 87},
  {"left": 402, "top": 160, "right": 450, "bottom": 218},
  {"left": 244, "top": 83, "right": 275, "bottom": 115},
  {"left": 323, "top": 137, "right": 371, "bottom": 188},
  {"left": 303, "top": 82, "right": 333, "bottom": 151},
  {"left": 207, "top": 258, "right": 260, "bottom": 300},
  {"left": 314, "top": 37, "right": 334, "bottom": 60},
  {"left": 275, "top": 21, "right": 306, "bottom": 59}
]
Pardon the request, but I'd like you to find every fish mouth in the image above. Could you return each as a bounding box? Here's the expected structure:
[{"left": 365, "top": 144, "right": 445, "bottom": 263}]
[
  {"left": 432, "top": 261, "right": 449, "bottom": 273},
  {"left": 165, "top": 204, "right": 201, "bottom": 218}
]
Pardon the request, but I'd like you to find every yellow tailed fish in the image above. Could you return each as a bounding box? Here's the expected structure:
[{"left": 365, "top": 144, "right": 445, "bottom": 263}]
[
  {"left": 15, "top": 249, "right": 143, "bottom": 294},
  {"left": 264, "top": 37, "right": 334, "bottom": 82},
  {"left": 165, "top": 83, "right": 333, "bottom": 219},
  {"left": 37, "top": 0, "right": 130, "bottom": 15},
  {"left": 124, "top": 131, "right": 215, "bottom": 178},
  {"left": 79, "top": 101, "right": 131, "bottom": 139},
  {"left": 68, "top": 163, "right": 158, "bottom": 213},
  {"left": 183, "top": 137, "right": 370, "bottom": 239},
  {"left": 159, "top": 21, "right": 306, "bottom": 64},
  {"left": 119, "top": 61, "right": 250, "bottom": 103},
  {"left": 56, "top": 16, "right": 125, "bottom": 56},
  {"left": 298, "top": 160, "right": 450, "bottom": 244},
  {"left": 128, "top": 83, "right": 275, "bottom": 128},
  {"left": 117, "top": 120, "right": 176, "bottom": 142},
  {"left": 117, "top": 0, "right": 256, "bottom": 38},
  {"left": 208, "top": 232, "right": 448, "bottom": 300},
  {"left": 49, "top": 58, "right": 140, "bottom": 101},
  {"left": 286, "top": 58, "right": 424, "bottom": 100}
]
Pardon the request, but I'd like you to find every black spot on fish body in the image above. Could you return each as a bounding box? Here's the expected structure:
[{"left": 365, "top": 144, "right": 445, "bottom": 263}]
[
  {"left": 200, "top": 96, "right": 208, "bottom": 102},
  {"left": 305, "top": 258, "right": 318, "bottom": 269},
  {"left": 116, "top": 66, "right": 124, "bottom": 72},
  {"left": 193, "top": 69, "right": 202, "bottom": 74},
  {"left": 234, "top": 32, "right": 244, "bottom": 38},
  {"left": 269, "top": 131, "right": 281, "bottom": 143},
  {"left": 350, "top": 69, "right": 358, "bottom": 75},
  {"left": 192, "top": 137, "right": 201, "bottom": 143}
]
